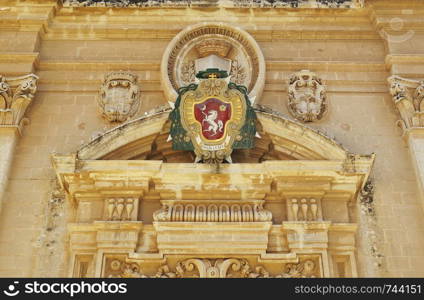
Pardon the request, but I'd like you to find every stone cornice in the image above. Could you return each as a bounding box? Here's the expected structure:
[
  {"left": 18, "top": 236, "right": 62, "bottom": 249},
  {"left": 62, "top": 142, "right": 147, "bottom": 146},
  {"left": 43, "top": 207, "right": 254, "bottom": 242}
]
[
  {"left": 36, "top": 60, "right": 385, "bottom": 72},
  {"left": 63, "top": 0, "right": 364, "bottom": 9},
  {"left": 0, "top": 1, "right": 59, "bottom": 31},
  {"left": 41, "top": 28, "right": 381, "bottom": 41},
  {"left": 386, "top": 55, "right": 424, "bottom": 69},
  {"left": 52, "top": 154, "right": 374, "bottom": 204},
  {"left": 0, "top": 53, "right": 40, "bottom": 75},
  {"left": 0, "top": 53, "right": 40, "bottom": 64}
]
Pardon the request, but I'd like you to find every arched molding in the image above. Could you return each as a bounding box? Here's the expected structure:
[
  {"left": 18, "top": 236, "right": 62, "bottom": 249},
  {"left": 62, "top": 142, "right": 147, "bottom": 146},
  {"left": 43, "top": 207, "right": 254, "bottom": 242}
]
[{"left": 77, "top": 110, "right": 348, "bottom": 161}]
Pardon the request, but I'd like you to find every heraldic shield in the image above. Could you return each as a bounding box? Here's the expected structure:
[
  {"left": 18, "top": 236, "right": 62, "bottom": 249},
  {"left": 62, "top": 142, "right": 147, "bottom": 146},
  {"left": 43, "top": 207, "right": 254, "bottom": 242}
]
[{"left": 168, "top": 69, "right": 257, "bottom": 164}]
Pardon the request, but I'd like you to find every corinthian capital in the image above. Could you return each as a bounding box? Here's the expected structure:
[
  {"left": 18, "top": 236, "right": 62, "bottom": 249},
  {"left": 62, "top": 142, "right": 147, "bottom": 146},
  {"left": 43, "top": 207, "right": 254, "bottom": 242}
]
[
  {"left": 388, "top": 75, "right": 424, "bottom": 133},
  {"left": 0, "top": 74, "right": 39, "bottom": 129}
]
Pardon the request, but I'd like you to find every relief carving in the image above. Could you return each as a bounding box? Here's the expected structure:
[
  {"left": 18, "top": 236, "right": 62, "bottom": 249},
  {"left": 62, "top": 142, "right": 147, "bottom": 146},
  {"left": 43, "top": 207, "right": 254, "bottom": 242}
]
[
  {"left": 64, "top": 0, "right": 364, "bottom": 9},
  {"left": 169, "top": 73, "right": 257, "bottom": 164},
  {"left": 161, "top": 23, "right": 265, "bottom": 102},
  {"left": 152, "top": 204, "right": 171, "bottom": 221},
  {"left": 287, "top": 70, "right": 327, "bottom": 123},
  {"left": 276, "top": 260, "right": 317, "bottom": 278},
  {"left": 388, "top": 76, "right": 424, "bottom": 133},
  {"left": 230, "top": 59, "right": 247, "bottom": 85},
  {"left": 107, "top": 257, "right": 319, "bottom": 278},
  {"left": 0, "top": 74, "right": 38, "bottom": 128},
  {"left": 108, "top": 260, "right": 147, "bottom": 278},
  {"left": 153, "top": 203, "right": 272, "bottom": 222},
  {"left": 99, "top": 72, "right": 140, "bottom": 122},
  {"left": 180, "top": 60, "right": 196, "bottom": 86}
]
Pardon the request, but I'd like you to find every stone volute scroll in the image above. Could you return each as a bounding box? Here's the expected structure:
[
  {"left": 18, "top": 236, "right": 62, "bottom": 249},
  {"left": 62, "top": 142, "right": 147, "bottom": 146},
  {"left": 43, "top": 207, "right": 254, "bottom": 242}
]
[
  {"left": 388, "top": 75, "right": 424, "bottom": 133},
  {"left": 0, "top": 73, "right": 39, "bottom": 214},
  {"left": 98, "top": 71, "right": 140, "bottom": 123},
  {"left": 0, "top": 74, "right": 39, "bottom": 130},
  {"left": 287, "top": 70, "right": 328, "bottom": 123}
]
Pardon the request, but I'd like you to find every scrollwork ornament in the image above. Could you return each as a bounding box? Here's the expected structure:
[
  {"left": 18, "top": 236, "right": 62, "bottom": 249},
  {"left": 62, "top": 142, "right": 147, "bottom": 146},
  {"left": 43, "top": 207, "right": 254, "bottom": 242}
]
[
  {"left": 388, "top": 76, "right": 424, "bottom": 131},
  {"left": 181, "top": 60, "right": 196, "bottom": 86},
  {"left": 276, "top": 260, "right": 317, "bottom": 278},
  {"left": 107, "top": 257, "right": 319, "bottom": 278},
  {"left": 414, "top": 81, "right": 424, "bottom": 112},
  {"left": 153, "top": 205, "right": 171, "bottom": 221},
  {"left": 169, "top": 75, "right": 257, "bottom": 164},
  {"left": 230, "top": 60, "right": 247, "bottom": 85},
  {"left": 287, "top": 70, "right": 327, "bottom": 123},
  {"left": 99, "top": 71, "right": 140, "bottom": 123},
  {"left": 0, "top": 74, "right": 39, "bottom": 128}
]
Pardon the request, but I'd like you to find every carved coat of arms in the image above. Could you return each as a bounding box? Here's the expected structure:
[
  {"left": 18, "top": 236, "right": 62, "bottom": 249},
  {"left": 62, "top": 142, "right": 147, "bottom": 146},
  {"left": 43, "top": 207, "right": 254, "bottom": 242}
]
[
  {"left": 99, "top": 72, "right": 140, "bottom": 123},
  {"left": 287, "top": 70, "right": 327, "bottom": 123},
  {"left": 169, "top": 69, "right": 256, "bottom": 164}
]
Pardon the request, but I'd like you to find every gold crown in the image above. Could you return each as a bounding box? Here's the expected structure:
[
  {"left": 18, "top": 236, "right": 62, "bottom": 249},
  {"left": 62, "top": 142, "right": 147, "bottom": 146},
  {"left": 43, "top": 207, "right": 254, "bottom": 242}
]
[{"left": 195, "top": 39, "right": 233, "bottom": 58}]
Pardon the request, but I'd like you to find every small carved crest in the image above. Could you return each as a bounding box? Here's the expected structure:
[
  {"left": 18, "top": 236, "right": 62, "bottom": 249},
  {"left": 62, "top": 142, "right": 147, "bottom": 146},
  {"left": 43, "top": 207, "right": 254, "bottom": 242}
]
[
  {"left": 99, "top": 71, "right": 140, "bottom": 122},
  {"left": 288, "top": 70, "right": 327, "bottom": 123}
]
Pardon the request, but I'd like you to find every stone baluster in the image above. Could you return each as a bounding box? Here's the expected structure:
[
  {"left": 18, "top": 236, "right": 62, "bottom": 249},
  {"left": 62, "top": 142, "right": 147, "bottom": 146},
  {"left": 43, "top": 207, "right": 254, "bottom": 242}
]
[
  {"left": 289, "top": 198, "right": 321, "bottom": 221},
  {"left": 105, "top": 197, "right": 138, "bottom": 221}
]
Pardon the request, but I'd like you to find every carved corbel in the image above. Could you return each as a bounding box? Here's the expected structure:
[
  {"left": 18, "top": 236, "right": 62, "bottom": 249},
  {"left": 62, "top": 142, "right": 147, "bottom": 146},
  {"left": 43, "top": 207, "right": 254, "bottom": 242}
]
[
  {"left": 0, "top": 74, "right": 39, "bottom": 132},
  {"left": 388, "top": 75, "right": 424, "bottom": 134}
]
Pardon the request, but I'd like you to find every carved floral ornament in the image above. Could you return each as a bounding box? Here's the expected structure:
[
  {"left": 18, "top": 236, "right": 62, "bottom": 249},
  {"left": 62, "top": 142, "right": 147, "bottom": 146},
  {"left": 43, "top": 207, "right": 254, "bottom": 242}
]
[
  {"left": 107, "top": 258, "right": 319, "bottom": 278},
  {"left": 388, "top": 75, "right": 424, "bottom": 133},
  {"left": 0, "top": 74, "right": 38, "bottom": 129},
  {"left": 98, "top": 71, "right": 140, "bottom": 123},
  {"left": 287, "top": 70, "right": 328, "bottom": 123}
]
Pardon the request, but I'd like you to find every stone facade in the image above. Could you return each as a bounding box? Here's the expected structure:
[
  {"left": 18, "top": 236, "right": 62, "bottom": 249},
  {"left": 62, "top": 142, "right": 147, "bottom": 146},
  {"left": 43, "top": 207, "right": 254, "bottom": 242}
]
[{"left": 0, "top": 0, "right": 424, "bottom": 277}]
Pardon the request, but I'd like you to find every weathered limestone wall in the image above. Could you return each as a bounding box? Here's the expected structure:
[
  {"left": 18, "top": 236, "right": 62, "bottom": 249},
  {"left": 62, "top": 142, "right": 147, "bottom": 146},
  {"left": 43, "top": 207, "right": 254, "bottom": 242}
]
[
  {"left": 0, "top": 129, "right": 19, "bottom": 213},
  {"left": 370, "top": 0, "right": 424, "bottom": 277},
  {"left": 0, "top": 0, "right": 424, "bottom": 277}
]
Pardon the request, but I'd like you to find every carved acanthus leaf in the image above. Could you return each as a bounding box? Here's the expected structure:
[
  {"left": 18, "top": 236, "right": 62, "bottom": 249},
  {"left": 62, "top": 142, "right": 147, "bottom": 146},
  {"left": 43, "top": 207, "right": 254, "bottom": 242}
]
[
  {"left": 181, "top": 60, "right": 196, "bottom": 86},
  {"left": 276, "top": 260, "right": 317, "bottom": 278},
  {"left": 0, "top": 74, "right": 39, "bottom": 128},
  {"left": 107, "top": 258, "right": 319, "bottom": 278},
  {"left": 230, "top": 59, "right": 247, "bottom": 85},
  {"left": 388, "top": 76, "right": 424, "bottom": 132},
  {"left": 152, "top": 205, "right": 171, "bottom": 222}
]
